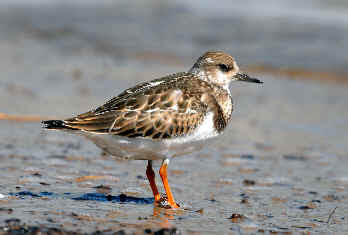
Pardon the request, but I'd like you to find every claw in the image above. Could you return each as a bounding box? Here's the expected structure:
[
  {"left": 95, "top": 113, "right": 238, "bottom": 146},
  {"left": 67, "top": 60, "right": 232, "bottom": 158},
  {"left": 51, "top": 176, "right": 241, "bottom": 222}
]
[{"left": 156, "top": 195, "right": 180, "bottom": 209}]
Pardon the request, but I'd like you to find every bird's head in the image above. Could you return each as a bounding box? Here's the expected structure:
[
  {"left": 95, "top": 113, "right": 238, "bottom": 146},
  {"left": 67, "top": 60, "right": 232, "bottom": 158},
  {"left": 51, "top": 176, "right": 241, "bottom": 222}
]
[{"left": 189, "top": 51, "right": 263, "bottom": 88}]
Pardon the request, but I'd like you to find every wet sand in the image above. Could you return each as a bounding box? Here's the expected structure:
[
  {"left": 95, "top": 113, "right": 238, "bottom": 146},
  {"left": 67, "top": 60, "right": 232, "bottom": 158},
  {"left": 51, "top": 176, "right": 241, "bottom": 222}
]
[{"left": 1, "top": 1, "right": 348, "bottom": 234}]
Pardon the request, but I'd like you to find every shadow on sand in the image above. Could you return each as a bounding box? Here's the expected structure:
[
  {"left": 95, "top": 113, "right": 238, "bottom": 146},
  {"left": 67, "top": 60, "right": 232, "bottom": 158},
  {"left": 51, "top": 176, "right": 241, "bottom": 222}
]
[{"left": 10, "top": 191, "right": 154, "bottom": 205}]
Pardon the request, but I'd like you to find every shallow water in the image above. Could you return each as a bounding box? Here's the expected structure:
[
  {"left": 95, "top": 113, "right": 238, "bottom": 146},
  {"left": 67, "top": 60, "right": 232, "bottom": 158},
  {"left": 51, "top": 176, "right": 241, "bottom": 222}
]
[{"left": 1, "top": 1, "right": 348, "bottom": 234}]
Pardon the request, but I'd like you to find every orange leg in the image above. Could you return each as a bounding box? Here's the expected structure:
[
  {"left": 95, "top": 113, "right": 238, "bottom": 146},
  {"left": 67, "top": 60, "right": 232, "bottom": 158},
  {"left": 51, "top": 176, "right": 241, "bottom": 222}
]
[
  {"left": 159, "top": 159, "right": 179, "bottom": 208},
  {"left": 146, "top": 160, "right": 161, "bottom": 202}
]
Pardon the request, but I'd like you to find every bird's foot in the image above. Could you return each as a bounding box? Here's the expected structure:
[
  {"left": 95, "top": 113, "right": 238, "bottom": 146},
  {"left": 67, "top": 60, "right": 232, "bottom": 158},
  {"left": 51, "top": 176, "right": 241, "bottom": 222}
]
[{"left": 155, "top": 195, "right": 180, "bottom": 209}]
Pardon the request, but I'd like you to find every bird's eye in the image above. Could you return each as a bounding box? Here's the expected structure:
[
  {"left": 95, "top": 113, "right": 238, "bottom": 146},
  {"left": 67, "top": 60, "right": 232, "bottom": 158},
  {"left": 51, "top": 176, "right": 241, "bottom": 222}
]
[{"left": 218, "top": 64, "right": 231, "bottom": 72}]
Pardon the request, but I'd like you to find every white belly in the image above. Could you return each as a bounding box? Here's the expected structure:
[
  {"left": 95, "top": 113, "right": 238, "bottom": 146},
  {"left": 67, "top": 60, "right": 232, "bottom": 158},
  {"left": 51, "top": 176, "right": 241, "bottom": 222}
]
[
  {"left": 78, "top": 112, "right": 218, "bottom": 161},
  {"left": 163, "top": 112, "right": 218, "bottom": 145}
]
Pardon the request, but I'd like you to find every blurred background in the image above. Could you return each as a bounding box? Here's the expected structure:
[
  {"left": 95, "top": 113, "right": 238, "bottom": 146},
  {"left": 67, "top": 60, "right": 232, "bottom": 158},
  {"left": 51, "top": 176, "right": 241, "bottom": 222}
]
[
  {"left": 1, "top": 0, "right": 348, "bottom": 234},
  {"left": 1, "top": 0, "right": 348, "bottom": 116}
]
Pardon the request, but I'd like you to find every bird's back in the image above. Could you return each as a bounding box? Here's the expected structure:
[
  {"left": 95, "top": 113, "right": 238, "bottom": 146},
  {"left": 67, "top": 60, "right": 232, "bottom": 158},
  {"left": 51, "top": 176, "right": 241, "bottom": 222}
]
[{"left": 42, "top": 72, "right": 231, "bottom": 140}]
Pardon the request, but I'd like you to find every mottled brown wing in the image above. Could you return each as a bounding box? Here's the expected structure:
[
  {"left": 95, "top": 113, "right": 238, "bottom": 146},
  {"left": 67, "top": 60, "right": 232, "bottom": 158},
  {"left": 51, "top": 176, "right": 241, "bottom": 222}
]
[
  {"left": 90, "top": 72, "right": 187, "bottom": 115},
  {"left": 63, "top": 73, "right": 213, "bottom": 139}
]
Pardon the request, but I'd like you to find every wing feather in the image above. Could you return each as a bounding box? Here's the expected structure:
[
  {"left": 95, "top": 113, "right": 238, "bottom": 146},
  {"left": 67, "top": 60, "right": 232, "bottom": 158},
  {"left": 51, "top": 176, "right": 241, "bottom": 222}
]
[{"left": 62, "top": 73, "right": 218, "bottom": 139}]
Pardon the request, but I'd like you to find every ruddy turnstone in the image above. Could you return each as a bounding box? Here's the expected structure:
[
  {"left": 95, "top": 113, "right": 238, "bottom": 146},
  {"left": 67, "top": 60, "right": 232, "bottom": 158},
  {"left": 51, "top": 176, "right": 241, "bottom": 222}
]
[{"left": 42, "top": 51, "right": 262, "bottom": 208}]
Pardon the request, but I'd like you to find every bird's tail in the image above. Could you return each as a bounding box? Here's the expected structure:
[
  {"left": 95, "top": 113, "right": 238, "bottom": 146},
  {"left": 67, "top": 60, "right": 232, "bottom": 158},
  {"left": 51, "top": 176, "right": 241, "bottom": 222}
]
[{"left": 41, "top": 120, "right": 76, "bottom": 130}]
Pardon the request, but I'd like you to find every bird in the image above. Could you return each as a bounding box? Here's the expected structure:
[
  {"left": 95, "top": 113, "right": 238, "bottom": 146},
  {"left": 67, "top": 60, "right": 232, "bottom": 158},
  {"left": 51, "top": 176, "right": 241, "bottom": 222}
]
[{"left": 42, "top": 51, "right": 262, "bottom": 209}]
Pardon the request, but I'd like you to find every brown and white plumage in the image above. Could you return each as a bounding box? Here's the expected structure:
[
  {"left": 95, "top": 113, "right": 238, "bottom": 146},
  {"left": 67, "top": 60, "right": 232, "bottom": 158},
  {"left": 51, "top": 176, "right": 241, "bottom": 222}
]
[
  {"left": 42, "top": 51, "right": 262, "bottom": 208},
  {"left": 58, "top": 72, "right": 228, "bottom": 139}
]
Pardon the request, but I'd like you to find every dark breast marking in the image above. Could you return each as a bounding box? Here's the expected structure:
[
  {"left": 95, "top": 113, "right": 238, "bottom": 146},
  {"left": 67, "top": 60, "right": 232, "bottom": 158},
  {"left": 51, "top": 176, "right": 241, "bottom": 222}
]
[{"left": 213, "top": 105, "right": 227, "bottom": 132}]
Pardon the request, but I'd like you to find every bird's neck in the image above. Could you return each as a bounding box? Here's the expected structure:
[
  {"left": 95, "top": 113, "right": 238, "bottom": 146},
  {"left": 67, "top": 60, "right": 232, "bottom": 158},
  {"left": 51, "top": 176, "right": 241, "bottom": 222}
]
[
  {"left": 189, "top": 68, "right": 234, "bottom": 127},
  {"left": 189, "top": 67, "right": 231, "bottom": 93}
]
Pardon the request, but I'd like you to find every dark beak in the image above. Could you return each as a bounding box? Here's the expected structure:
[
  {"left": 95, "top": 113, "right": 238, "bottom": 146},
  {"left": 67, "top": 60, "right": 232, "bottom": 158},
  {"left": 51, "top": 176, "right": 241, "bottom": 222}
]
[{"left": 233, "top": 73, "right": 263, "bottom": 84}]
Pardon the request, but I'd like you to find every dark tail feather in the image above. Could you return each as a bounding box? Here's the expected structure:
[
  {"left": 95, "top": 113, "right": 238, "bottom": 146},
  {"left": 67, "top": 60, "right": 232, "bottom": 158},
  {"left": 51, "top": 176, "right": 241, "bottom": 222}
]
[{"left": 41, "top": 120, "right": 76, "bottom": 130}]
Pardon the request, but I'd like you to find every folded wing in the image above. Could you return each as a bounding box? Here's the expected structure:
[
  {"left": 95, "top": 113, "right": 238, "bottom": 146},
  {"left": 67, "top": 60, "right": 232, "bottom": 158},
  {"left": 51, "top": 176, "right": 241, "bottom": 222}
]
[{"left": 62, "top": 73, "right": 212, "bottom": 139}]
